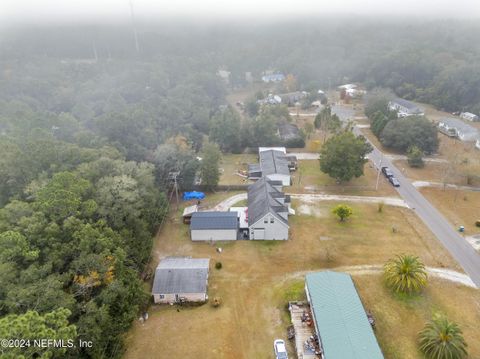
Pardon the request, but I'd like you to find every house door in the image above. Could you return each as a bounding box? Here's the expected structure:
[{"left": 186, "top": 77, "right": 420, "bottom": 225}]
[{"left": 175, "top": 294, "right": 179, "bottom": 302}]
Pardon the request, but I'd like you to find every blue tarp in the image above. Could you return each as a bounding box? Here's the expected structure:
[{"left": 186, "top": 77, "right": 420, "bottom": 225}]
[{"left": 183, "top": 191, "right": 206, "bottom": 200}]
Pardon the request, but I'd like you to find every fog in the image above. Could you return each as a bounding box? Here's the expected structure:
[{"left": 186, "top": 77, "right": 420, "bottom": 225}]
[{"left": 1, "top": 0, "right": 480, "bottom": 25}]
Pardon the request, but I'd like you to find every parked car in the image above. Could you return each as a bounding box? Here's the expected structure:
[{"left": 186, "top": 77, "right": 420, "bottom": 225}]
[
  {"left": 381, "top": 166, "right": 394, "bottom": 178},
  {"left": 389, "top": 176, "right": 400, "bottom": 187},
  {"left": 274, "top": 339, "right": 288, "bottom": 359}
]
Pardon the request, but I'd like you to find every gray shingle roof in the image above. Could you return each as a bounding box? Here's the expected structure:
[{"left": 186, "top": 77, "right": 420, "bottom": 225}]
[
  {"left": 439, "top": 118, "right": 478, "bottom": 134},
  {"left": 248, "top": 177, "right": 289, "bottom": 226},
  {"left": 152, "top": 257, "right": 210, "bottom": 295},
  {"left": 391, "top": 98, "right": 422, "bottom": 112},
  {"left": 190, "top": 211, "right": 238, "bottom": 230},
  {"left": 259, "top": 150, "right": 290, "bottom": 176}
]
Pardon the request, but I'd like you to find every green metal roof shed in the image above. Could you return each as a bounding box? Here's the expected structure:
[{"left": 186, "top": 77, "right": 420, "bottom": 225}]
[{"left": 305, "top": 271, "right": 384, "bottom": 359}]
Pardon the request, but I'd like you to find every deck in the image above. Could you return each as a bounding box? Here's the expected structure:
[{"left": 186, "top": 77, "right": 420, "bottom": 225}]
[{"left": 288, "top": 302, "right": 320, "bottom": 359}]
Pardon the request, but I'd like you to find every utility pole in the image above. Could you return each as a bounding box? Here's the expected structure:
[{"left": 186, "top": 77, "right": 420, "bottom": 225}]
[
  {"left": 129, "top": 0, "right": 140, "bottom": 54},
  {"left": 168, "top": 171, "right": 181, "bottom": 209}
]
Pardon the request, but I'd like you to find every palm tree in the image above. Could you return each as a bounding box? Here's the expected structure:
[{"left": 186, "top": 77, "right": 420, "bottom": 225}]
[
  {"left": 419, "top": 315, "right": 468, "bottom": 359},
  {"left": 383, "top": 254, "right": 427, "bottom": 294}
]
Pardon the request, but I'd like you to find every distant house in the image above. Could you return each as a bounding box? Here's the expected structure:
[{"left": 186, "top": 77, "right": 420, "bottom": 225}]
[
  {"left": 261, "top": 73, "right": 286, "bottom": 83},
  {"left": 438, "top": 118, "right": 479, "bottom": 142},
  {"left": 190, "top": 212, "right": 238, "bottom": 241},
  {"left": 346, "top": 88, "right": 365, "bottom": 99},
  {"left": 248, "top": 149, "right": 291, "bottom": 186},
  {"left": 460, "top": 112, "right": 479, "bottom": 122},
  {"left": 152, "top": 257, "right": 210, "bottom": 304},
  {"left": 247, "top": 177, "right": 290, "bottom": 240},
  {"left": 338, "top": 83, "right": 357, "bottom": 90},
  {"left": 258, "top": 94, "right": 282, "bottom": 105},
  {"left": 476, "top": 138, "right": 480, "bottom": 150},
  {"left": 216, "top": 69, "right": 231, "bottom": 85},
  {"left": 305, "top": 271, "right": 385, "bottom": 359},
  {"left": 388, "top": 98, "right": 424, "bottom": 117},
  {"left": 279, "top": 91, "right": 308, "bottom": 106}
]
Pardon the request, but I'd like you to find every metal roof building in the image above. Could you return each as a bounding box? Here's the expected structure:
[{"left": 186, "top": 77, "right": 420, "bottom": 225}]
[
  {"left": 438, "top": 118, "right": 479, "bottom": 142},
  {"left": 259, "top": 149, "right": 291, "bottom": 186},
  {"left": 190, "top": 211, "right": 238, "bottom": 241},
  {"left": 305, "top": 271, "right": 384, "bottom": 359},
  {"left": 152, "top": 257, "right": 210, "bottom": 304},
  {"left": 248, "top": 148, "right": 292, "bottom": 186}
]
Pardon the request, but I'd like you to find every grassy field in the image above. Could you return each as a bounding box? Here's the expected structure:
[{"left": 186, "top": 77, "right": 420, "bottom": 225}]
[
  {"left": 218, "top": 154, "right": 257, "bottom": 185},
  {"left": 420, "top": 188, "right": 480, "bottom": 233},
  {"left": 123, "top": 198, "right": 480, "bottom": 359},
  {"left": 289, "top": 159, "right": 397, "bottom": 197}
]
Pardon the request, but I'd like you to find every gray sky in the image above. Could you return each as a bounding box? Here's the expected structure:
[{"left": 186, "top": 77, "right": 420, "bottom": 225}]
[{"left": 1, "top": 0, "right": 480, "bottom": 24}]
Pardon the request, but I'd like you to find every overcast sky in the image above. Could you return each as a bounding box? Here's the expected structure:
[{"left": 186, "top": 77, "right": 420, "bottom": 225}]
[{"left": 1, "top": 0, "right": 480, "bottom": 25}]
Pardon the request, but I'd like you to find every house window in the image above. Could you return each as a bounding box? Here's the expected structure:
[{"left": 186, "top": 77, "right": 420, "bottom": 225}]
[
  {"left": 159, "top": 294, "right": 165, "bottom": 299},
  {"left": 264, "top": 218, "right": 268, "bottom": 223},
  {"left": 270, "top": 217, "right": 274, "bottom": 223}
]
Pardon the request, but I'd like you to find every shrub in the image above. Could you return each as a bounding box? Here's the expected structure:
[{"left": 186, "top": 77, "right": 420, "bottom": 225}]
[
  {"left": 215, "top": 261, "right": 222, "bottom": 270},
  {"left": 211, "top": 297, "right": 222, "bottom": 308},
  {"left": 332, "top": 204, "right": 353, "bottom": 221},
  {"left": 475, "top": 220, "right": 480, "bottom": 228},
  {"left": 407, "top": 145, "right": 424, "bottom": 168},
  {"left": 378, "top": 202, "right": 384, "bottom": 213}
]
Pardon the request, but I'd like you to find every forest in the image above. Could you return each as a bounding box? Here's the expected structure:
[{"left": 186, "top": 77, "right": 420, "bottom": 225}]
[{"left": 1, "top": 18, "right": 480, "bottom": 358}]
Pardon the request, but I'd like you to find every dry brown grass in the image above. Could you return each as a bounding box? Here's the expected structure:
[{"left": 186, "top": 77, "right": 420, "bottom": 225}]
[
  {"left": 218, "top": 154, "right": 257, "bottom": 185},
  {"left": 289, "top": 159, "right": 397, "bottom": 197},
  {"left": 420, "top": 188, "right": 480, "bottom": 232},
  {"left": 123, "top": 199, "right": 480, "bottom": 359}
]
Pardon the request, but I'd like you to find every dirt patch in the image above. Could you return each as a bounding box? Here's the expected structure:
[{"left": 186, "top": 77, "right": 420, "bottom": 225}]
[
  {"left": 297, "top": 204, "right": 328, "bottom": 217},
  {"left": 291, "top": 193, "right": 409, "bottom": 208}
]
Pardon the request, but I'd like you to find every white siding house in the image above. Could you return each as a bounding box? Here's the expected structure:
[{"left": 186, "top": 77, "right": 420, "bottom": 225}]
[
  {"left": 247, "top": 177, "right": 290, "bottom": 240},
  {"left": 475, "top": 138, "right": 480, "bottom": 150},
  {"left": 190, "top": 212, "right": 238, "bottom": 241},
  {"left": 261, "top": 73, "right": 285, "bottom": 83},
  {"left": 438, "top": 118, "right": 479, "bottom": 142},
  {"left": 388, "top": 98, "right": 424, "bottom": 117},
  {"left": 152, "top": 257, "right": 210, "bottom": 304},
  {"left": 249, "top": 214, "right": 289, "bottom": 240},
  {"left": 460, "top": 112, "right": 479, "bottom": 122}
]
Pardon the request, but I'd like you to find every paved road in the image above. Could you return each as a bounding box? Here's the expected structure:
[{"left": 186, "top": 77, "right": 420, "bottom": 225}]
[{"left": 354, "top": 126, "right": 480, "bottom": 287}]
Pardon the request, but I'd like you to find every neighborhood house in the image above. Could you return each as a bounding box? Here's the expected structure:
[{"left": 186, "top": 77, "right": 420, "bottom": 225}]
[
  {"left": 475, "top": 138, "right": 480, "bottom": 150},
  {"left": 248, "top": 177, "right": 290, "bottom": 240},
  {"left": 438, "top": 118, "right": 479, "bottom": 142},
  {"left": 152, "top": 257, "right": 210, "bottom": 304},
  {"left": 261, "top": 73, "right": 286, "bottom": 83},
  {"left": 460, "top": 112, "right": 479, "bottom": 122},
  {"left": 258, "top": 93, "right": 282, "bottom": 105},
  {"left": 190, "top": 211, "right": 238, "bottom": 241},
  {"left": 388, "top": 98, "right": 424, "bottom": 117},
  {"left": 249, "top": 148, "right": 292, "bottom": 186},
  {"left": 279, "top": 91, "right": 309, "bottom": 106},
  {"left": 305, "top": 271, "right": 384, "bottom": 359}
]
